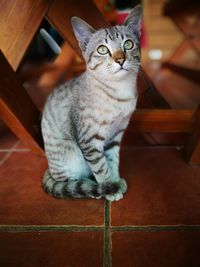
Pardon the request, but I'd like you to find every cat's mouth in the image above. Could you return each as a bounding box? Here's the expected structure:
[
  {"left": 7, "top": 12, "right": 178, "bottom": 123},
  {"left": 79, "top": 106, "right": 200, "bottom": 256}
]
[{"left": 114, "top": 67, "right": 128, "bottom": 74}]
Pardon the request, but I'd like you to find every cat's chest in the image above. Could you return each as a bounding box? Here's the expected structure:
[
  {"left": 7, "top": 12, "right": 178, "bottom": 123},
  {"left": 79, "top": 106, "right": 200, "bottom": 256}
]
[
  {"left": 106, "top": 111, "right": 130, "bottom": 139},
  {"left": 105, "top": 100, "right": 136, "bottom": 141}
]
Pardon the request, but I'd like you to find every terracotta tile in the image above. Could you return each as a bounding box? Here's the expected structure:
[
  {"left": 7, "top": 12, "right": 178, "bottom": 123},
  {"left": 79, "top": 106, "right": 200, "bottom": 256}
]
[
  {"left": 15, "top": 140, "right": 30, "bottom": 150},
  {"left": 0, "top": 152, "right": 9, "bottom": 162},
  {"left": 0, "top": 231, "right": 103, "bottom": 267},
  {"left": 0, "top": 152, "right": 104, "bottom": 225},
  {"left": 112, "top": 231, "right": 200, "bottom": 267},
  {"left": 111, "top": 148, "right": 200, "bottom": 225},
  {"left": 0, "top": 129, "right": 18, "bottom": 149}
]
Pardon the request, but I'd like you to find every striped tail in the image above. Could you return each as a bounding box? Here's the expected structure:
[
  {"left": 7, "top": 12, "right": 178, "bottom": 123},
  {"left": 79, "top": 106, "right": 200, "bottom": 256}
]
[{"left": 42, "top": 169, "right": 124, "bottom": 199}]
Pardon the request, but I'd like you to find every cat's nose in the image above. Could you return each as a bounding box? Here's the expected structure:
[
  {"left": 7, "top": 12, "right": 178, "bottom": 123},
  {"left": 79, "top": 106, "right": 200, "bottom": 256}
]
[
  {"left": 115, "top": 58, "right": 125, "bottom": 66},
  {"left": 113, "top": 50, "right": 125, "bottom": 67}
]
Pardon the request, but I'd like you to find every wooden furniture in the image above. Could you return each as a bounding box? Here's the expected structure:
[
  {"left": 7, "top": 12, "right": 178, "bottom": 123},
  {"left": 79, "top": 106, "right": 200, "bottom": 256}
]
[
  {"left": 162, "top": 0, "right": 200, "bottom": 85},
  {"left": 0, "top": 0, "right": 200, "bottom": 163}
]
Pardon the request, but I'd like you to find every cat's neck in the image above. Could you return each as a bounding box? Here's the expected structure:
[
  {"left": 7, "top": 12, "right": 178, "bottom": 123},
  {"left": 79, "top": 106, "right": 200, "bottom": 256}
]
[{"left": 85, "top": 70, "right": 138, "bottom": 100}]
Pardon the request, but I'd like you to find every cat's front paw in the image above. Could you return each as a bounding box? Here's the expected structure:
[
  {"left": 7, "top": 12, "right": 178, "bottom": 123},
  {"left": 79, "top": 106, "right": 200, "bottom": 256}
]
[
  {"left": 110, "top": 177, "right": 127, "bottom": 194},
  {"left": 105, "top": 191, "right": 124, "bottom": 201},
  {"left": 100, "top": 179, "right": 127, "bottom": 201},
  {"left": 118, "top": 178, "right": 127, "bottom": 194}
]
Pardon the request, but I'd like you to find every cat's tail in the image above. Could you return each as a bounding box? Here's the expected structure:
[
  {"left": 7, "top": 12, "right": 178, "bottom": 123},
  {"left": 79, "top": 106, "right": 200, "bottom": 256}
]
[{"left": 42, "top": 169, "right": 125, "bottom": 199}]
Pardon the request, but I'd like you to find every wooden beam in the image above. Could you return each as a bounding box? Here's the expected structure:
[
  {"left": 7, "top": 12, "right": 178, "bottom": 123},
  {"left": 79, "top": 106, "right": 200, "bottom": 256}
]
[
  {"left": 46, "top": 0, "right": 108, "bottom": 57},
  {"left": 130, "top": 109, "right": 195, "bottom": 133},
  {"left": 0, "top": 0, "right": 50, "bottom": 71},
  {"left": 0, "top": 50, "right": 44, "bottom": 156}
]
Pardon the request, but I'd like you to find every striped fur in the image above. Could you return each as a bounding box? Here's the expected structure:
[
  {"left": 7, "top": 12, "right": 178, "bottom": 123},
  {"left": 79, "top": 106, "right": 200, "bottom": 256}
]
[{"left": 41, "top": 5, "right": 142, "bottom": 201}]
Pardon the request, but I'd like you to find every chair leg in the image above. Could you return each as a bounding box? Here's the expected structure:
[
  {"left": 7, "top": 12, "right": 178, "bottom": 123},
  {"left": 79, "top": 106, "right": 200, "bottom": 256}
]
[
  {"left": 185, "top": 107, "right": 200, "bottom": 164},
  {"left": 0, "top": 50, "right": 44, "bottom": 156}
]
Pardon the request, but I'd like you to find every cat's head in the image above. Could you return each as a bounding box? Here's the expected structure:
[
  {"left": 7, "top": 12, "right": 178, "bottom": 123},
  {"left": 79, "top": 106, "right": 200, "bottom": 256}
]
[{"left": 71, "top": 4, "right": 142, "bottom": 80}]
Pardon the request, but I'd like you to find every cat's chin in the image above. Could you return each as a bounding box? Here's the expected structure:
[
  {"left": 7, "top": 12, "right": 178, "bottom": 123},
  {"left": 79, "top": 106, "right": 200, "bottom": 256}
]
[
  {"left": 111, "top": 68, "right": 132, "bottom": 79},
  {"left": 115, "top": 68, "right": 128, "bottom": 74}
]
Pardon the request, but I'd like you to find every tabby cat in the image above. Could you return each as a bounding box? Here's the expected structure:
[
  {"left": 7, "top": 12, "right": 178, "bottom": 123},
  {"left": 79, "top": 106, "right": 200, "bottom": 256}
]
[{"left": 42, "top": 4, "right": 142, "bottom": 201}]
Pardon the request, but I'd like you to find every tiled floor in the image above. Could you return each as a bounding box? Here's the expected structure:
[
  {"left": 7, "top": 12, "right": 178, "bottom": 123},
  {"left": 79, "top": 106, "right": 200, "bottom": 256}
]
[{"left": 0, "top": 129, "right": 200, "bottom": 267}]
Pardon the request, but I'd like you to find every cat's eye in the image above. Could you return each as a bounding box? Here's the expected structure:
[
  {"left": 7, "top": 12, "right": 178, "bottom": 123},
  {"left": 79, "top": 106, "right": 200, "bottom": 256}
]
[
  {"left": 97, "top": 45, "right": 109, "bottom": 55},
  {"left": 123, "top": 40, "right": 134, "bottom": 50}
]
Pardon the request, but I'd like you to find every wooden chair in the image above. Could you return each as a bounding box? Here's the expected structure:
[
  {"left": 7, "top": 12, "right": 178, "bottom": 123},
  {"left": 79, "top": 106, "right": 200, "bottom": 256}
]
[{"left": 0, "top": 0, "right": 199, "bottom": 164}]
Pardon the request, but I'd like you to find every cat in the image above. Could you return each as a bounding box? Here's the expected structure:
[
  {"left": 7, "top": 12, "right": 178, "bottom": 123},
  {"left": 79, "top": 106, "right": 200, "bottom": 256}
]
[{"left": 41, "top": 4, "right": 142, "bottom": 201}]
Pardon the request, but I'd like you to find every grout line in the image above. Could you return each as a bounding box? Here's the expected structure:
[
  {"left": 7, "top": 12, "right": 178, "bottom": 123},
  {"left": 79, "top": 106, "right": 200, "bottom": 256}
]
[
  {"left": 111, "top": 225, "right": 200, "bottom": 232},
  {"left": 0, "top": 225, "right": 104, "bottom": 233},
  {"left": 0, "top": 141, "right": 20, "bottom": 166},
  {"left": 103, "top": 200, "right": 112, "bottom": 267},
  {"left": 0, "top": 148, "right": 30, "bottom": 152},
  {"left": 1, "top": 224, "right": 199, "bottom": 233}
]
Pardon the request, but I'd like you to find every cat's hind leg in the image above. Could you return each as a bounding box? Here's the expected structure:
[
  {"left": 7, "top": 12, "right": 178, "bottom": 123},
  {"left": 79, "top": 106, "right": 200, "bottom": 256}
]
[{"left": 43, "top": 136, "right": 101, "bottom": 199}]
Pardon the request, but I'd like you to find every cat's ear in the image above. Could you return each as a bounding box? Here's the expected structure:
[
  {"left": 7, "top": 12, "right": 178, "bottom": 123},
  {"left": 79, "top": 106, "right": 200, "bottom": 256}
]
[
  {"left": 71, "top": 17, "right": 95, "bottom": 51},
  {"left": 123, "top": 4, "right": 143, "bottom": 37}
]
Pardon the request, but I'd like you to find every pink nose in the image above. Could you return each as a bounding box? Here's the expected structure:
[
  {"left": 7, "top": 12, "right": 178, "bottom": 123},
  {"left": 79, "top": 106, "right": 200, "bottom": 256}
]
[{"left": 115, "top": 58, "right": 125, "bottom": 66}]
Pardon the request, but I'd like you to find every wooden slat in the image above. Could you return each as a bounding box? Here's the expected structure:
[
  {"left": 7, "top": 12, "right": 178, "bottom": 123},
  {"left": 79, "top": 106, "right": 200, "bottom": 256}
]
[
  {"left": 0, "top": 0, "right": 50, "bottom": 71},
  {"left": 130, "top": 109, "right": 195, "bottom": 133},
  {"left": 46, "top": 0, "right": 108, "bottom": 56},
  {"left": 0, "top": 50, "right": 44, "bottom": 155}
]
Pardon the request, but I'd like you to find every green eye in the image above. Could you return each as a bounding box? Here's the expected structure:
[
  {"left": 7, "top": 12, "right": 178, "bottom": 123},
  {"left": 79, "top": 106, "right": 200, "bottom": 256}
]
[
  {"left": 124, "top": 40, "right": 134, "bottom": 50},
  {"left": 97, "top": 45, "right": 109, "bottom": 55}
]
